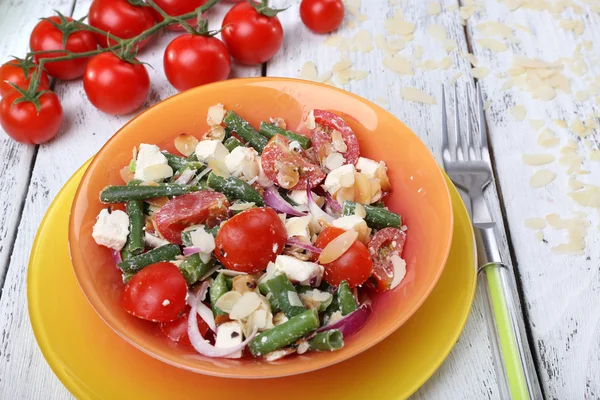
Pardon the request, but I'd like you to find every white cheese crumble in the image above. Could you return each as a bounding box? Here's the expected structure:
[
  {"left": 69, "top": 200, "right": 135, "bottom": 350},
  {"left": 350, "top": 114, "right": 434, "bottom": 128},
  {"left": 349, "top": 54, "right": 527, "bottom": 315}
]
[
  {"left": 356, "top": 157, "right": 386, "bottom": 178},
  {"left": 215, "top": 321, "right": 243, "bottom": 359},
  {"left": 285, "top": 215, "right": 312, "bottom": 238},
  {"left": 190, "top": 226, "right": 215, "bottom": 264},
  {"left": 323, "top": 164, "right": 356, "bottom": 194},
  {"left": 92, "top": 209, "right": 130, "bottom": 251},
  {"left": 134, "top": 143, "right": 173, "bottom": 182},
  {"left": 274, "top": 255, "right": 324, "bottom": 286},
  {"left": 162, "top": 299, "right": 170, "bottom": 306},
  {"left": 225, "top": 146, "right": 259, "bottom": 180},
  {"left": 194, "top": 139, "right": 229, "bottom": 163}
]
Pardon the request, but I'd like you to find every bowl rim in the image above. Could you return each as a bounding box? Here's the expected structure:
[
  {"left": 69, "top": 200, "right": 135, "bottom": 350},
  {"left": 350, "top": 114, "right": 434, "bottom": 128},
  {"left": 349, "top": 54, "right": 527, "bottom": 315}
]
[{"left": 69, "top": 76, "right": 454, "bottom": 378}]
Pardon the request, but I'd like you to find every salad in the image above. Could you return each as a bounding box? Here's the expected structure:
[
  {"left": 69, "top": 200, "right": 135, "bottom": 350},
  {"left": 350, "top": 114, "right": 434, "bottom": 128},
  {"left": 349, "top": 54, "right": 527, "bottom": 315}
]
[{"left": 93, "top": 104, "right": 407, "bottom": 361}]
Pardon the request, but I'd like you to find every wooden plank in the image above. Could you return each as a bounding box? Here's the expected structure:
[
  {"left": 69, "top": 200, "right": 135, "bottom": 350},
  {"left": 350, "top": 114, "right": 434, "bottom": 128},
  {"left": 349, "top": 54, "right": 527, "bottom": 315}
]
[
  {"left": 0, "top": 1, "right": 260, "bottom": 398},
  {"left": 463, "top": 1, "right": 600, "bottom": 398},
  {"left": 268, "top": 0, "right": 503, "bottom": 398}
]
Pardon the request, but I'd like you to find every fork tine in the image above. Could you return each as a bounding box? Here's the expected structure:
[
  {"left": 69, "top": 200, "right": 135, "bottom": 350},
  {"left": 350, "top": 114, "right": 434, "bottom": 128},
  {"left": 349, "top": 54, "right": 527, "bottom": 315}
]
[
  {"left": 453, "top": 83, "right": 464, "bottom": 161},
  {"left": 476, "top": 82, "right": 491, "bottom": 164},
  {"left": 466, "top": 87, "right": 477, "bottom": 160},
  {"left": 441, "top": 85, "right": 451, "bottom": 165}
]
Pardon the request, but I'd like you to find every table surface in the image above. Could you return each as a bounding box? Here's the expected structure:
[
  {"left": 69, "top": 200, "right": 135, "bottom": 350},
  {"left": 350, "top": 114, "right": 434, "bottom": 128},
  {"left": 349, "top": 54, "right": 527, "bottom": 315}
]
[{"left": 0, "top": 0, "right": 599, "bottom": 399}]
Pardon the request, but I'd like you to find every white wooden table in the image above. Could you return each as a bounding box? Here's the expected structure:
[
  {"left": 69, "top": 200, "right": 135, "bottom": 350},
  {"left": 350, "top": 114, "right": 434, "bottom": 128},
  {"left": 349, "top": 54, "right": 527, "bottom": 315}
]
[{"left": 1, "top": 0, "right": 599, "bottom": 398}]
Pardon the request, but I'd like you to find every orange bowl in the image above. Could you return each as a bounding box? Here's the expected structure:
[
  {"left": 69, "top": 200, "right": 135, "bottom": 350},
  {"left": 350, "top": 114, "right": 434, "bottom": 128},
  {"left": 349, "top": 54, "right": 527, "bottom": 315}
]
[{"left": 69, "top": 77, "right": 453, "bottom": 378}]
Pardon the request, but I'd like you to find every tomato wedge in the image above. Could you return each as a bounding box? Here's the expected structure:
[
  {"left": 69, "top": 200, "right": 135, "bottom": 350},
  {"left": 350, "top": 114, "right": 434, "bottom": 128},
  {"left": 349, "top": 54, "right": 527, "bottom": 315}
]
[
  {"left": 367, "top": 227, "right": 407, "bottom": 291},
  {"left": 310, "top": 109, "right": 360, "bottom": 166},
  {"left": 160, "top": 305, "right": 210, "bottom": 344},
  {"left": 261, "top": 134, "right": 326, "bottom": 190},
  {"left": 155, "top": 191, "right": 229, "bottom": 244}
]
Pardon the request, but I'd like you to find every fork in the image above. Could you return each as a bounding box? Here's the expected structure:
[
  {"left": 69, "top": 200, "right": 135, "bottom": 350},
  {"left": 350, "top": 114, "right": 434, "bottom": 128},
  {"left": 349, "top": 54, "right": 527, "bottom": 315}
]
[{"left": 441, "top": 83, "right": 543, "bottom": 400}]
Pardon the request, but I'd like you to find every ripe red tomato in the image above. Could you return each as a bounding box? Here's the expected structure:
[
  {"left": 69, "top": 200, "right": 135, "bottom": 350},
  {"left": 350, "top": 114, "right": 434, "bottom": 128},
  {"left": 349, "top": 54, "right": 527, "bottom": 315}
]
[
  {"left": 123, "top": 262, "right": 188, "bottom": 322},
  {"left": 315, "top": 227, "right": 373, "bottom": 288},
  {"left": 0, "top": 60, "right": 50, "bottom": 97},
  {"left": 300, "top": 0, "right": 344, "bottom": 34},
  {"left": 163, "top": 34, "right": 231, "bottom": 92},
  {"left": 155, "top": 191, "right": 229, "bottom": 244},
  {"left": 368, "top": 227, "right": 406, "bottom": 291},
  {"left": 83, "top": 52, "right": 150, "bottom": 115},
  {"left": 160, "top": 305, "right": 210, "bottom": 344},
  {"left": 30, "top": 16, "right": 98, "bottom": 80},
  {"left": 215, "top": 207, "right": 287, "bottom": 273},
  {"left": 0, "top": 91, "right": 63, "bottom": 144},
  {"left": 260, "top": 134, "right": 326, "bottom": 190},
  {"left": 310, "top": 109, "right": 360, "bottom": 166},
  {"left": 88, "top": 0, "right": 155, "bottom": 49},
  {"left": 152, "top": 0, "right": 208, "bottom": 31},
  {"left": 221, "top": 2, "right": 284, "bottom": 65}
]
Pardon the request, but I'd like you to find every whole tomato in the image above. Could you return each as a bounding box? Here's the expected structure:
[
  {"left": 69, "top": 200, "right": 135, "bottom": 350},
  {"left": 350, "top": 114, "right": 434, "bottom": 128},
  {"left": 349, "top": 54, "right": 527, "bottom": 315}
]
[
  {"left": 88, "top": 0, "right": 155, "bottom": 49},
  {"left": 30, "top": 16, "right": 98, "bottom": 80},
  {"left": 300, "top": 0, "right": 344, "bottom": 34},
  {"left": 164, "top": 34, "right": 231, "bottom": 92},
  {"left": 152, "top": 0, "right": 208, "bottom": 31},
  {"left": 0, "top": 91, "right": 63, "bottom": 144},
  {"left": 221, "top": 2, "right": 284, "bottom": 65},
  {"left": 0, "top": 60, "right": 50, "bottom": 97},
  {"left": 83, "top": 52, "right": 150, "bottom": 115}
]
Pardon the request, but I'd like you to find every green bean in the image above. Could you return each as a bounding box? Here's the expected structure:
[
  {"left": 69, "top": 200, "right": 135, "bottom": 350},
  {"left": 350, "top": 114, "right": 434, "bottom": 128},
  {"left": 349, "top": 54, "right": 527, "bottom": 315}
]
[
  {"left": 206, "top": 172, "right": 264, "bottom": 206},
  {"left": 223, "top": 111, "right": 268, "bottom": 153},
  {"left": 206, "top": 225, "right": 220, "bottom": 237},
  {"left": 258, "top": 282, "right": 281, "bottom": 313},
  {"left": 248, "top": 309, "right": 319, "bottom": 356},
  {"left": 117, "top": 244, "right": 181, "bottom": 273},
  {"left": 224, "top": 136, "right": 244, "bottom": 152},
  {"left": 342, "top": 201, "right": 402, "bottom": 230},
  {"left": 162, "top": 151, "right": 187, "bottom": 171},
  {"left": 187, "top": 153, "right": 199, "bottom": 162},
  {"left": 210, "top": 273, "right": 229, "bottom": 316},
  {"left": 337, "top": 281, "right": 357, "bottom": 316},
  {"left": 125, "top": 200, "right": 145, "bottom": 255},
  {"left": 296, "top": 287, "right": 333, "bottom": 312},
  {"left": 323, "top": 293, "right": 339, "bottom": 322},
  {"left": 265, "top": 274, "right": 306, "bottom": 318},
  {"left": 308, "top": 330, "right": 344, "bottom": 352},
  {"left": 259, "top": 122, "right": 311, "bottom": 149},
  {"left": 122, "top": 271, "right": 135, "bottom": 284},
  {"left": 100, "top": 184, "right": 200, "bottom": 203},
  {"left": 179, "top": 255, "right": 215, "bottom": 285},
  {"left": 279, "top": 189, "right": 298, "bottom": 206}
]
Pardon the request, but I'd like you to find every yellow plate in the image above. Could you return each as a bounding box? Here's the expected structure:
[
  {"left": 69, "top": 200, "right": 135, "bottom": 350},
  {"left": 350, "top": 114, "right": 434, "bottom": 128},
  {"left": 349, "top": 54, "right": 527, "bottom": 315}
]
[{"left": 28, "top": 161, "right": 476, "bottom": 400}]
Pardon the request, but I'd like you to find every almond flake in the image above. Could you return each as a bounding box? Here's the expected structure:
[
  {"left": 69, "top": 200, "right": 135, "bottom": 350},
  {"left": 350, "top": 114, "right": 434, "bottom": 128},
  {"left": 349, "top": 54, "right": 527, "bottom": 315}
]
[
  {"left": 524, "top": 217, "right": 547, "bottom": 230},
  {"left": 528, "top": 119, "right": 544, "bottom": 130},
  {"left": 465, "top": 53, "right": 479, "bottom": 67},
  {"left": 529, "top": 170, "right": 556, "bottom": 188},
  {"left": 401, "top": 87, "right": 436, "bottom": 104},
  {"left": 323, "top": 35, "right": 342, "bottom": 47},
  {"left": 472, "top": 67, "right": 489, "bottom": 79},
  {"left": 299, "top": 61, "right": 318, "bottom": 81},
  {"left": 229, "top": 292, "right": 261, "bottom": 320},
  {"left": 590, "top": 150, "right": 600, "bottom": 162},
  {"left": 439, "top": 57, "right": 452, "bottom": 69},
  {"left": 353, "top": 30, "right": 373, "bottom": 53},
  {"left": 553, "top": 119, "right": 567, "bottom": 129},
  {"left": 384, "top": 19, "right": 415, "bottom": 35},
  {"left": 570, "top": 118, "right": 587, "bottom": 137},
  {"left": 174, "top": 133, "right": 199, "bottom": 157},
  {"left": 477, "top": 38, "right": 508, "bottom": 52},
  {"left": 383, "top": 54, "right": 413, "bottom": 75},
  {"left": 443, "top": 38, "right": 458, "bottom": 52},
  {"left": 522, "top": 153, "right": 555, "bottom": 166},
  {"left": 560, "top": 19, "right": 585, "bottom": 35},
  {"left": 569, "top": 186, "right": 600, "bottom": 207},
  {"left": 532, "top": 85, "right": 557, "bottom": 101},
  {"left": 509, "top": 105, "right": 527, "bottom": 121},
  {"left": 534, "top": 231, "right": 544, "bottom": 241},
  {"left": 569, "top": 176, "right": 585, "bottom": 190},
  {"left": 333, "top": 58, "right": 352, "bottom": 72},
  {"left": 318, "top": 230, "right": 359, "bottom": 264},
  {"left": 428, "top": 24, "right": 447, "bottom": 41},
  {"left": 427, "top": 2, "right": 441, "bottom": 15},
  {"left": 476, "top": 21, "right": 514, "bottom": 39},
  {"left": 575, "top": 90, "right": 589, "bottom": 102}
]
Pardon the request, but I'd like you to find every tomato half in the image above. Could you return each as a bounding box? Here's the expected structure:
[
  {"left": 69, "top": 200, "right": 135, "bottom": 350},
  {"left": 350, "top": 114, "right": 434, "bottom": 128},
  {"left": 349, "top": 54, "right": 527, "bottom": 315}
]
[
  {"left": 83, "top": 52, "right": 150, "bottom": 115},
  {"left": 30, "top": 16, "right": 98, "bottom": 80},
  {"left": 315, "top": 226, "right": 373, "bottom": 288},
  {"left": 221, "top": 2, "right": 284, "bottom": 65},
  {"left": 368, "top": 227, "right": 407, "bottom": 291},
  {"left": 152, "top": 0, "right": 208, "bottom": 31},
  {"left": 88, "top": 0, "right": 155, "bottom": 49},
  {"left": 0, "top": 60, "right": 50, "bottom": 97},
  {"left": 122, "top": 262, "right": 188, "bottom": 322},
  {"left": 163, "top": 34, "right": 231, "bottom": 92},
  {"left": 215, "top": 207, "right": 287, "bottom": 273},
  {"left": 300, "top": 0, "right": 345, "bottom": 34},
  {"left": 0, "top": 91, "right": 63, "bottom": 144},
  {"left": 160, "top": 305, "right": 210, "bottom": 344},
  {"left": 155, "top": 191, "right": 229, "bottom": 244},
  {"left": 310, "top": 109, "right": 360, "bottom": 166},
  {"left": 260, "top": 134, "right": 326, "bottom": 190}
]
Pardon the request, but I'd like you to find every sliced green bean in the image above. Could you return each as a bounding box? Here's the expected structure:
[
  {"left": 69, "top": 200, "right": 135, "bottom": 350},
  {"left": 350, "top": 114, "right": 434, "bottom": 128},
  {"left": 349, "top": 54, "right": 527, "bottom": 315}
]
[
  {"left": 259, "top": 122, "right": 311, "bottom": 149},
  {"left": 125, "top": 200, "right": 145, "bottom": 255},
  {"left": 224, "top": 136, "right": 244, "bottom": 152},
  {"left": 210, "top": 273, "right": 229, "bottom": 316},
  {"left": 122, "top": 271, "right": 135, "bottom": 283},
  {"left": 187, "top": 153, "right": 199, "bottom": 162},
  {"left": 223, "top": 111, "right": 268, "bottom": 153},
  {"left": 265, "top": 274, "right": 306, "bottom": 318},
  {"left": 179, "top": 255, "right": 215, "bottom": 285},
  {"left": 206, "top": 225, "right": 220, "bottom": 237},
  {"left": 258, "top": 282, "right": 281, "bottom": 313},
  {"left": 337, "top": 281, "right": 357, "bottom": 316},
  {"left": 162, "top": 151, "right": 187, "bottom": 171},
  {"left": 342, "top": 201, "right": 401, "bottom": 230},
  {"left": 100, "top": 184, "right": 200, "bottom": 203},
  {"left": 323, "top": 293, "right": 339, "bottom": 322},
  {"left": 308, "top": 330, "right": 344, "bottom": 352},
  {"left": 248, "top": 309, "right": 319, "bottom": 356},
  {"left": 117, "top": 244, "right": 181, "bottom": 273},
  {"left": 206, "top": 171, "right": 264, "bottom": 206}
]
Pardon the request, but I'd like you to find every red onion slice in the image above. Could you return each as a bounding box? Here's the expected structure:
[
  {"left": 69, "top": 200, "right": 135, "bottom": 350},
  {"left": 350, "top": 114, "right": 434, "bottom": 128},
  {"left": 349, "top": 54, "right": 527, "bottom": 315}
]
[
  {"left": 263, "top": 186, "right": 307, "bottom": 217},
  {"left": 287, "top": 237, "right": 322, "bottom": 254},
  {"left": 111, "top": 249, "right": 122, "bottom": 265},
  {"left": 174, "top": 168, "right": 197, "bottom": 185},
  {"left": 324, "top": 192, "right": 342, "bottom": 213},
  {"left": 317, "top": 301, "right": 372, "bottom": 338},
  {"left": 183, "top": 246, "right": 202, "bottom": 256}
]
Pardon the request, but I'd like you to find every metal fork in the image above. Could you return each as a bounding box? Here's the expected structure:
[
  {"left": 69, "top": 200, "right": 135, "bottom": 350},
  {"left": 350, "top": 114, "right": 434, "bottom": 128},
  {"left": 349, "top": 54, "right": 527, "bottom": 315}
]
[{"left": 441, "top": 83, "right": 543, "bottom": 400}]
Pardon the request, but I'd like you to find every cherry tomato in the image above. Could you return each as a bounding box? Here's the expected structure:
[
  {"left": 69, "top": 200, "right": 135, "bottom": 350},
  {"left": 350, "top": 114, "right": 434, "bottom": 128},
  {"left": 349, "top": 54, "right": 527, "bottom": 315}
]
[
  {"left": 315, "top": 227, "right": 373, "bottom": 288},
  {"left": 88, "top": 0, "right": 155, "bottom": 49},
  {"left": 160, "top": 305, "right": 210, "bottom": 344},
  {"left": 83, "top": 52, "right": 150, "bottom": 115},
  {"left": 155, "top": 191, "right": 229, "bottom": 244},
  {"left": 152, "top": 0, "right": 208, "bottom": 32},
  {"left": 215, "top": 207, "right": 287, "bottom": 273},
  {"left": 221, "top": 2, "right": 284, "bottom": 65},
  {"left": 300, "top": 0, "right": 344, "bottom": 34},
  {"left": 310, "top": 109, "right": 360, "bottom": 167},
  {"left": 30, "top": 16, "right": 98, "bottom": 80},
  {"left": 260, "top": 134, "right": 326, "bottom": 191},
  {"left": 0, "top": 91, "right": 62, "bottom": 144},
  {"left": 123, "top": 262, "right": 187, "bottom": 322},
  {"left": 163, "top": 34, "right": 231, "bottom": 92},
  {"left": 367, "top": 227, "right": 406, "bottom": 291},
  {"left": 0, "top": 60, "right": 50, "bottom": 97}
]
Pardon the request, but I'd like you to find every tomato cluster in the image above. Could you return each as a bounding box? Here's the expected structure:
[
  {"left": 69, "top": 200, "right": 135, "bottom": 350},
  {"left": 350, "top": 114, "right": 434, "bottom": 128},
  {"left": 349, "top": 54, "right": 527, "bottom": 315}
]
[{"left": 0, "top": 0, "right": 345, "bottom": 145}]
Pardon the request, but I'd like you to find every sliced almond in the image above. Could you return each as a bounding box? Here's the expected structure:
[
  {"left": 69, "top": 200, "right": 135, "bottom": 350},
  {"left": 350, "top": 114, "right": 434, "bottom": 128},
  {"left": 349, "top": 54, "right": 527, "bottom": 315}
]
[
  {"left": 354, "top": 172, "right": 372, "bottom": 204},
  {"left": 306, "top": 110, "right": 316, "bottom": 130},
  {"left": 383, "top": 54, "right": 414, "bottom": 75},
  {"left": 471, "top": 67, "right": 489, "bottom": 79},
  {"left": 174, "top": 133, "right": 199, "bottom": 157},
  {"left": 319, "top": 230, "right": 359, "bottom": 264},
  {"left": 120, "top": 165, "right": 134, "bottom": 184},
  {"left": 477, "top": 38, "right": 508, "bottom": 52},
  {"left": 331, "top": 130, "right": 347, "bottom": 152},
  {"left": 369, "top": 178, "right": 382, "bottom": 203},
  {"left": 229, "top": 292, "right": 261, "bottom": 320},
  {"left": 524, "top": 217, "right": 547, "bottom": 230},
  {"left": 401, "top": 87, "right": 436, "bottom": 104},
  {"left": 427, "top": 1, "right": 441, "bottom": 15},
  {"left": 335, "top": 186, "right": 355, "bottom": 204},
  {"left": 428, "top": 24, "right": 447, "bottom": 41},
  {"left": 299, "top": 61, "right": 318, "bottom": 81},
  {"left": 522, "top": 154, "right": 555, "bottom": 166},
  {"left": 229, "top": 202, "right": 255, "bottom": 211},
  {"left": 207, "top": 103, "right": 225, "bottom": 126},
  {"left": 204, "top": 125, "right": 226, "bottom": 142},
  {"left": 509, "top": 105, "right": 527, "bottom": 121},
  {"left": 214, "top": 291, "right": 242, "bottom": 313},
  {"left": 354, "top": 203, "right": 367, "bottom": 218},
  {"left": 208, "top": 159, "right": 230, "bottom": 178},
  {"left": 143, "top": 164, "right": 174, "bottom": 182},
  {"left": 529, "top": 170, "right": 557, "bottom": 188}
]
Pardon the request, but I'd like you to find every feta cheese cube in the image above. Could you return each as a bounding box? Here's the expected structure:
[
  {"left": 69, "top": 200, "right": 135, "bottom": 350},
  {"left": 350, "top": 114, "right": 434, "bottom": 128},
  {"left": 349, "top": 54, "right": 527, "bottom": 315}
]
[
  {"left": 215, "top": 321, "right": 243, "bottom": 359},
  {"left": 274, "top": 255, "right": 324, "bottom": 286},
  {"left": 356, "top": 157, "right": 385, "bottom": 178},
  {"left": 194, "top": 139, "right": 229, "bottom": 163},
  {"left": 225, "top": 146, "right": 259, "bottom": 180},
  {"left": 332, "top": 215, "right": 371, "bottom": 242},
  {"left": 190, "top": 226, "right": 215, "bottom": 264},
  {"left": 285, "top": 215, "right": 312, "bottom": 238},
  {"left": 323, "top": 164, "right": 355, "bottom": 195},
  {"left": 92, "top": 209, "right": 130, "bottom": 251},
  {"left": 134, "top": 143, "right": 173, "bottom": 182},
  {"left": 288, "top": 190, "right": 324, "bottom": 208},
  {"left": 324, "top": 152, "right": 346, "bottom": 171}
]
